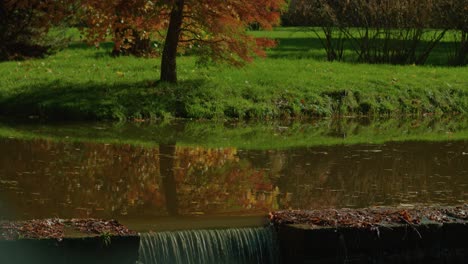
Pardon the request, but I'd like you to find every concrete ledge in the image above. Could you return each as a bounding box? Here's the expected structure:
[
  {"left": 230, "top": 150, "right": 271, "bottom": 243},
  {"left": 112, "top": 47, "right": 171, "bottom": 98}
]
[
  {"left": 278, "top": 223, "right": 468, "bottom": 264},
  {"left": 0, "top": 235, "right": 140, "bottom": 264}
]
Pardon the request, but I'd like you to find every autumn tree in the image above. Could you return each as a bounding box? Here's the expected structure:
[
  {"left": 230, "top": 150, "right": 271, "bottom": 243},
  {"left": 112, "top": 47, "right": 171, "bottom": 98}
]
[
  {"left": 81, "top": 0, "right": 285, "bottom": 82},
  {"left": 159, "top": 0, "right": 285, "bottom": 83}
]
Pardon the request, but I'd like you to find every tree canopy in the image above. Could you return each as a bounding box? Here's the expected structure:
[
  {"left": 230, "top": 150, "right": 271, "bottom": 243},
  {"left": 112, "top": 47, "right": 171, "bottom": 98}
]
[{"left": 82, "top": 0, "right": 165, "bottom": 56}]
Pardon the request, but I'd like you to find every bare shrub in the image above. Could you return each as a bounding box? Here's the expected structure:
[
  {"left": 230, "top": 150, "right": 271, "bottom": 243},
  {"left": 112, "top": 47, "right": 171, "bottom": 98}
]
[{"left": 286, "top": 0, "right": 465, "bottom": 65}]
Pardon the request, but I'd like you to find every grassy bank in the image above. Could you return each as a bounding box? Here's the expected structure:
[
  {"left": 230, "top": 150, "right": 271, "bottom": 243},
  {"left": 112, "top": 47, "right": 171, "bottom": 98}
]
[{"left": 0, "top": 28, "right": 466, "bottom": 121}]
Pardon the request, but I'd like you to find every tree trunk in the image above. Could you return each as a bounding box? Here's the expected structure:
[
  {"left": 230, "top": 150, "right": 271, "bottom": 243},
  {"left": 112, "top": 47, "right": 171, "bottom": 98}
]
[
  {"left": 160, "top": 0, "right": 184, "bottom": 83},
  {"left": 456, "top": 30, "right": 467, "bottom": 65}
]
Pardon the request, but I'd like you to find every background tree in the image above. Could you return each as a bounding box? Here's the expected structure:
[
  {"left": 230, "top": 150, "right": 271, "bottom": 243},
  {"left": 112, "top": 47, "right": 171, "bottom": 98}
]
[
  {"left": 0, "top": 0, "right": 66, "bottom": 61},
  {"left": 435, "top": 0, "right": 467, "bottom": 65}
]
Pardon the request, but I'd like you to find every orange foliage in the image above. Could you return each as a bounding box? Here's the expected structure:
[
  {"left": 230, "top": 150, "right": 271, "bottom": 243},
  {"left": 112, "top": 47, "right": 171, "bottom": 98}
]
[
  {"left": 80, "top": 0, "right": 167, "bottom": 55},
  {"left": 174, "top": 0, "right": 286, "bottom": 65},
  {"left": 80, "top": 0, "right": 286, "bottom": 62}
]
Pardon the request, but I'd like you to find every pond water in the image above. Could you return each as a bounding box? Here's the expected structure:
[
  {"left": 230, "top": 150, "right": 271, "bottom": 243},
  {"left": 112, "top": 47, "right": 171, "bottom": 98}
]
[{"left": 0, "top": 117, "right": 467, "bottom": 230}]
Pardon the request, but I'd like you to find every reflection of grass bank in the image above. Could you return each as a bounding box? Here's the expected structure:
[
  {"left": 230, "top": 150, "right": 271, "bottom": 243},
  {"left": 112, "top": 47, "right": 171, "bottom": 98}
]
[
  {"left": 0, "top": 28, "right": 466, "bottom": 121},
  {"left": 0, "top": 117, "right": 467, "bottom": 150}
]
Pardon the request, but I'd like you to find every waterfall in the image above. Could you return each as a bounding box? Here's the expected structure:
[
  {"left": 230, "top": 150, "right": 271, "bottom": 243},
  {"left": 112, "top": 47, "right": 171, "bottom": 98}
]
[{"left": 138, "top": 227, "right": 279, "bottom": 264}]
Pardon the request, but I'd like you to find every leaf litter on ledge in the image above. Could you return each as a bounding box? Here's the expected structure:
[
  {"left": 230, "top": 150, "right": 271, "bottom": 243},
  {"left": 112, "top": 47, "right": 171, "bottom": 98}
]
[
  {"left": 0, "top": 218, "right": 136, "bottom": 240},
  {"left": 270, "top": 204, "right": 468, "bottom": 228}
]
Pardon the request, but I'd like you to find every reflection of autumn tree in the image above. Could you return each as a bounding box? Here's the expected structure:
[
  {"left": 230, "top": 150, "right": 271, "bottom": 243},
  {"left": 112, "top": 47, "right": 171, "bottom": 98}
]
[
  {"left": 2, "top": 136, "right": 465, "bottom": 219},
  {"left": 0, "top": 138, "right": 281, "bottom": 219},
  {"left": 173, "top": 147, "right": 280, "bottom": 215},
  {"left": 237, "top": 149, "right": 292, "bottom": 210}
]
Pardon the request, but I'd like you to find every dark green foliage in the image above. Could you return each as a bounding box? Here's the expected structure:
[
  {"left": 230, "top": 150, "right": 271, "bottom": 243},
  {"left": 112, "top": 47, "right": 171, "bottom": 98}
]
[
  {"left": 1, "top": 3, "right": 43, "bottom": 60},
  {"left": 0, "top": 1, "right": 68, "bottom": 61}
]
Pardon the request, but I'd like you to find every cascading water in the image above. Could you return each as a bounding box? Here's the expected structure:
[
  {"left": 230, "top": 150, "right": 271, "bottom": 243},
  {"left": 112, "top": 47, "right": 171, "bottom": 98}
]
[{"left": 138, "top": 227, "right": 279, "bottom": 264}]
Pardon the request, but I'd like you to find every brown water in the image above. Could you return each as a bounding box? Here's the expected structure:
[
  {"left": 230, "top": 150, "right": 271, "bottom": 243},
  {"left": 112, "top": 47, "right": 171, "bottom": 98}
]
[{"left": 0, "top": 119, "right": 467, "bottom": 226}]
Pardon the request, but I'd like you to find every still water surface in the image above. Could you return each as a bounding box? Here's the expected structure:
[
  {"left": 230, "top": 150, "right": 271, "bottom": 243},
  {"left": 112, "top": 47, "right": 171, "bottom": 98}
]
[{"left": 0, "top": 118, "right": 467, "bottom": 228}]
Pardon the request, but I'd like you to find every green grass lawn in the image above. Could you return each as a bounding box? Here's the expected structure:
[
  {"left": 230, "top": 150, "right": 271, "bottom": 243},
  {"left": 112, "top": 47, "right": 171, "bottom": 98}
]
[{"left": 0, "top": 27, "right": 466, "bottom": 121}]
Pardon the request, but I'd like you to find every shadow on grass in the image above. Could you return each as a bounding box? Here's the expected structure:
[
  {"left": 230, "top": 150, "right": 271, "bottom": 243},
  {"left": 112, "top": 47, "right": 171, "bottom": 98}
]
[
  {"left": 67, "top": 42, "right": 163, "bottom": 59},
  {"left": 0, "top": 79, "right": 206, "bottom": 121},
  {"left": 271, "top": 37, "right": 461, "bottom": 66},
  {"left": 65, "top": 35, "right": 461, "bottom": 65},
  {"left": 67, "top": 42, "right": 114, "bottom": 50},
  {"left": 66, "top": 42, "right": 117, "bottom": 59}
]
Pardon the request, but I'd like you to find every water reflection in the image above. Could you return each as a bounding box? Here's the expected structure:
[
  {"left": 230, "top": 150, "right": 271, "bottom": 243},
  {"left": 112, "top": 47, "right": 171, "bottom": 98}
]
[
  {"left": 0, "top": 139, "right": 280, "bottom": 220},
  {"left": 271, "top": 142, "right": 468, "bottom": 209},
  {"left": 0, "top": 118, "right": 467, "bottom": 221}
]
